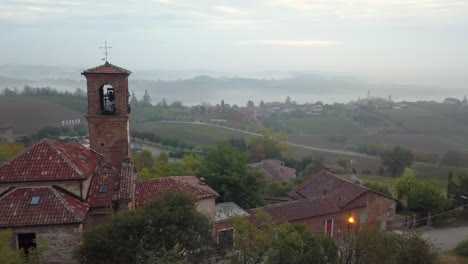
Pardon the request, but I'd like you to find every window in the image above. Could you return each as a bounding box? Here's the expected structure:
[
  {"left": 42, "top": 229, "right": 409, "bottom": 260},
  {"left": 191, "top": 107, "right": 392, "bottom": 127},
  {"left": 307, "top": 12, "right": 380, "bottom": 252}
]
[
  {"left": 100, "top": 84, "right": 116, "bottom": 115},
  {"left": 360, "top": 212, "right": 366, "bottom": 223},
  {"left": 380, "top": 220, "right": 387, "bottom": 231},
  {"left": 17, "top": 233, "right": 36, "bottom": 255},
  {"left": 99, "top": 185, "right": 108, "bottom": 193},
  {"left": 30, "top": 196, "right": 41, "bottom": 206},
  {"left": 218, "top": 229, "right": 234, "bottom": 248},
  {"left": 387, "top": 209, "right": 393, "bottom": 217},
  {"left": 324, "top": 219, "right": 333, "bottom": 237}
]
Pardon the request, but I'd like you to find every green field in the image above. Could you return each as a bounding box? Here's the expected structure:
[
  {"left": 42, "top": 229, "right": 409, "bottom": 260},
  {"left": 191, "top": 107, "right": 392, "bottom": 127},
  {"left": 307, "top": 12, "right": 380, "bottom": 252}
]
[
  {"left": 133, "top": 122, "right": 253, "bottom": 147},
  {"left": 281, "top": 116, "right": 365, "bottom": 135}
]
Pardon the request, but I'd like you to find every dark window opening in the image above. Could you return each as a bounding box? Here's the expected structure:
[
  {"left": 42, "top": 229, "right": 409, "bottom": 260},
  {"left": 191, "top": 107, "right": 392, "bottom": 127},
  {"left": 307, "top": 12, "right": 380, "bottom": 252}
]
[
  {"left": 17, "top": 233, "right": 36, "bottom": 255},
  {"left": 218, "top": 229, "right": 234, "bottom": 248},
  {"left": 99, "top": 184, "right": 108, "bottom": 193},
  {"left": 100, "top": 85, "right": 116, "bottom": 115},
  {"left": 30, "top": 196, "right": 41, "bottom": 206}
]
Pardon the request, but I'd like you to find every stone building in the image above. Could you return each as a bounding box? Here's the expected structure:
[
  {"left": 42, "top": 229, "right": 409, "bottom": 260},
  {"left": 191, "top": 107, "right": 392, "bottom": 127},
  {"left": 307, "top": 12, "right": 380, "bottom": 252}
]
[
  {"left": 254, "top": 170, "right": 397, "bottom": 237},
  {"left": 0, "top": 62, "right": 217, "bottom": 263}
]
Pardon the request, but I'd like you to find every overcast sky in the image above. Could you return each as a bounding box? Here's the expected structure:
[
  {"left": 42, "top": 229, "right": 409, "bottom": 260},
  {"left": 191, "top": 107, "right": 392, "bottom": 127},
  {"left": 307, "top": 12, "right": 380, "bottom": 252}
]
[{"left": 1, "top": 0, "right": 467, "bottom": 87}]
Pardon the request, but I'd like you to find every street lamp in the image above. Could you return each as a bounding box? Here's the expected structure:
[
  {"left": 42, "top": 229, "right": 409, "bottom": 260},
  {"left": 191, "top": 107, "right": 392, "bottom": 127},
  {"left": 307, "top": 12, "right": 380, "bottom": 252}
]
[{"left": 347, "top": 216, "right": 355, "bottom": 233}]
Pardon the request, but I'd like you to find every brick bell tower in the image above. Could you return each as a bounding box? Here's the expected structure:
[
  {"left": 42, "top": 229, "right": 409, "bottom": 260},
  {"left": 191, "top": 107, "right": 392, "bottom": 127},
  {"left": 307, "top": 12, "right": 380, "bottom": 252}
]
[{"left": 82, "top": 61, "right": 132, "bottom": 168}]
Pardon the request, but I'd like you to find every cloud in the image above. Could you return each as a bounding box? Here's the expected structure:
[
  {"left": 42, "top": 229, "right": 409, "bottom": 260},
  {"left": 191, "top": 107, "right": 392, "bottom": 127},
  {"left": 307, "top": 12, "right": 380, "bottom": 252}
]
[
  {"left": 214, "top": 5, "right": 254, "bottom": 15},
  {"left": 238, "top": 39, "right": 340, "bottom": 46}
]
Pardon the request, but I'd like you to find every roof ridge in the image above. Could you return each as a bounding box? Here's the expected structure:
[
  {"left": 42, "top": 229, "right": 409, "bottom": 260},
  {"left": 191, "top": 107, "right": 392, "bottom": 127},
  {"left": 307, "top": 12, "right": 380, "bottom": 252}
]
[
  {"left": 0, "top": 187, "right": 17, "bottom": 203},
  {"left": 50, "top": 187, "right": 83, "bottom": 222},
  {"left": 170, "top": 177, "right": 218, "bottom": 196},
  {"left": 46, "top": 140, "right": 84, "bottom": 176}
]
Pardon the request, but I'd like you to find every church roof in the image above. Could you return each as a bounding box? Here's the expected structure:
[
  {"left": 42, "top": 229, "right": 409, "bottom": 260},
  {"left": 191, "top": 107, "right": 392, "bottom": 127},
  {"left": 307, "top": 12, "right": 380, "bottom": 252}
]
[
  {"left": 0, "top": 139, "right": 101, "bottom": 183},
  {"left": 134, "top": 176, "right": 218, "bottom": 206},
  {"left": 0, "top": 187, "right": 89, "bottom": 227},
  {"left": 82, "top": 62, "right": 131, "bottom": 74}
]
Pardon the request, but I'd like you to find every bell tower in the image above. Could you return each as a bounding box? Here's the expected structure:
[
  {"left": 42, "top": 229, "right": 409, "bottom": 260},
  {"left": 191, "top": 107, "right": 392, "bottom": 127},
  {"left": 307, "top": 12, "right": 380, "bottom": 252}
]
[{"left": 82, "top": 62, "right": 132, "bottom": 168}]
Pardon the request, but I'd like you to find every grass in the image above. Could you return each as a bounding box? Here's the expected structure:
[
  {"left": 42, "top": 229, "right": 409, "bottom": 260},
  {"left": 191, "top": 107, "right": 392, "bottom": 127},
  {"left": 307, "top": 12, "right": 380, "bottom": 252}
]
[
  {"left": 438, "top": 252, "right": 468, "bottom": 264},
  {"left": 133, "top": 122, "right": 252, "bottom": 147},
  {"left": 281, "top": 116, "right": 365, "bottom": 135}
]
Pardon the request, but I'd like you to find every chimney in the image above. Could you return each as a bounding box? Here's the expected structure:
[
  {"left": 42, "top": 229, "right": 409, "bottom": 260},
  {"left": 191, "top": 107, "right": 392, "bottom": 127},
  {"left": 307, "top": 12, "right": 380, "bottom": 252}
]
[{"left": 199, "top": 177, "right": 206, "bottom": 185}]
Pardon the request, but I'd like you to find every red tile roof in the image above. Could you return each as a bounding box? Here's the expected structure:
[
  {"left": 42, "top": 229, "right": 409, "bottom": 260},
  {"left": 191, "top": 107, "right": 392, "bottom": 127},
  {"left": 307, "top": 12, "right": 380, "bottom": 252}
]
[
  {"left": 0, "top": 187, "right": 89, "bottom": 227},
  {"left": 287, "top": 170, "right": 370, "bottom": 207},
  {"left": 82, "top": 62, "right": 131, "bottom": 74},
  {"left": 0, "top": 139, "right": 101, "bottom": 183},
  {"left": 117, "top": 158, "right": 136, "bottom": 201},
  {"left": 249, "top": 159, "right": 296, "bottom": 182},
  {"left": 86, "top": 165, "right": 119, "bottom": 207},
  {"left": 134, "top": 176, "right": 218, "bottom": 206},
  {"left": 253, "top": 196, "right": 342, "bottom": 222}
]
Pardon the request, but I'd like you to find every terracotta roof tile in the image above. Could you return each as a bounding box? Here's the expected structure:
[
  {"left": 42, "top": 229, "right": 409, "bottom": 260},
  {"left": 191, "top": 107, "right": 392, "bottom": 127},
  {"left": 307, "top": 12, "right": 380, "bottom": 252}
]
[
  {"left": 0, "top": 139, "right": 101, "bottom": 183},
  {"left": 135, "top": 176, "right": 218, "bottom": 206},
  {"left": 87, "top": 165, "right": 119, "bottom": 207},
  {"left": 253, "top": 196, "right": 342, "bottom": 222},
  {"left": 117, "top": 159, "right": 136, "bottom": 201},
  {"left": 249, "top": 159, "right": 296, "bottom": 182},
  {"left": 83, "top": 62, "right": 131, "bottom": 74},
  {"left": 0, "top": 187, "right": 89, "bottom": 227},
  {"left": 287, "top": 171, "right": 369, "bottom": 207}
]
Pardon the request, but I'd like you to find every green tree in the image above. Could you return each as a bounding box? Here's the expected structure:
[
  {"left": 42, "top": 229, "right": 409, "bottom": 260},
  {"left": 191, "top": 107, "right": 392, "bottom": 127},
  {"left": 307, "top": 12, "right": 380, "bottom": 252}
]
[
  {"left": 200, "top": 142, "right": 265, "bottom": 207},
  {"left": 74, "top": 192, "right": 216, "bottom": 264},
  {"left": 133, "top": 150, "right": 155, "bottom": 170},
  {"left": 0, "top": 144, "right": 24, "bottom": 164},
  {"left": 179, "top": 154, "right": 204, "bottom": 176},
  {"left": 363, "top": 182, "right": 392, "bottom": 197},
  {"left": 129, "top": 91, "right": 139, "bottom": 106},
  {"left": 247, "top": 128, "right": 289, "bottom": 162},
  {"left": 451, "top": 172, "right": 468, "bottom": 207},
  {"left": 246, "top": 100, "right": 255, "bottom": 108},
  {"left": 0, "top": 230, "right": 23, "bottom": 264},
  {"left": 139, "top": 153, "right": 178, "bottom": 179},
  {"left": 140, "top": 89, "right": 152, "bottom": 107},
  {"left": 447, "top": 170, "right": 454, "bottom": 199},
  {"left": 381, "top": 145, "right": 413, "bottom": 177}
]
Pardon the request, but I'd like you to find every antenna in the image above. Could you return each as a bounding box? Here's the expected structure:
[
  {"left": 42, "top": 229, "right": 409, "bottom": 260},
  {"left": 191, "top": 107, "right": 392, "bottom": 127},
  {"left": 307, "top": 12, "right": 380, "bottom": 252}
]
[{"left": 100, "top": 41, "right": 112, "bottom": 63}]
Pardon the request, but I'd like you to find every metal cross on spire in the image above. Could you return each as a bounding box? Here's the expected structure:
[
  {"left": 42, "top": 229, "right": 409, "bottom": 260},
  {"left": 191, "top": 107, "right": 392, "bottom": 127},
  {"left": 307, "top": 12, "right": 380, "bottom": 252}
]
[{"left": 100, "top": 41, "right": 112, "bottom": 63}]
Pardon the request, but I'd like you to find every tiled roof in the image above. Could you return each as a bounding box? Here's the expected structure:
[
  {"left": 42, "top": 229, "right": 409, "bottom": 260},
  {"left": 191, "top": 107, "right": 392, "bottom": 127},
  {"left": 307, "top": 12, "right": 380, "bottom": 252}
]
[
  {"left": 287, "top": 170, "right": 369, "bottom": 207},
  {"left": 117, "top": 158, "right": 136, "bottom": 201},
  {"left": 0, "top": 139, "right": 101, "bottom": 183},
  {"left": 0, "top": 187, "right": 89, "bottom": 228},
  {"left": 87, "top": 165, "right": 119, "bottom": 207},
  {"left": 82, "top": 62, "right": 131, "bottom": 74},
  {"left": 253, "top": 196, "right": 342, "bottom": 222},
  {"left": 135, "top": 176, "right": 218, "bottom": 206},
  {"left": 249, "top": 159, "right": 296, "bottom": 182}
]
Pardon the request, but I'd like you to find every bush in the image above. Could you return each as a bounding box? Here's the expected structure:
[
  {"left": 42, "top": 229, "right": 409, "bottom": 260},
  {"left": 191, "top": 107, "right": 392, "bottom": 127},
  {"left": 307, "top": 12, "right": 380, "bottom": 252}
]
[{"left": 455, "top": 239, "right": 468, "bottom": 257}]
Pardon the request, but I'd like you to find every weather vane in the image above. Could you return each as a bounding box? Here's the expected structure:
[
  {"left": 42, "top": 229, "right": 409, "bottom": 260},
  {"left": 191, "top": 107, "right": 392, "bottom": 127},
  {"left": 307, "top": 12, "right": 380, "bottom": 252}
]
[{"left": 100, "top": 41, "right": 112, "bottom": 63}]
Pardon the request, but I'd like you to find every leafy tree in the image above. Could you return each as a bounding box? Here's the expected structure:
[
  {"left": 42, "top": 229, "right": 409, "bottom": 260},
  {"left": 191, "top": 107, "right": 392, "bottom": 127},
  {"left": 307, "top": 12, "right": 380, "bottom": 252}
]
[
  {"left": 335, "top": 156, "right": 348, "bottom": 170},
  {"left": 264, "top": 181, "right": 295, "bottom": 198},
  {"left": 285, "top": 96, "right": 292, "bottom": 104},
  {"left": 133, "top": 150, "right": 155, "bottom": 170},
  {"left": 270, "top": 223, "right": 338, "bottom": 264},
  {"left": 451, "top": 172, "right": 468, "bottom": 207},
  {"left": 200, "top": 142, "right": 265, "bottom": 207},
  {"left": 0, "top": 230, "right": 23, "bottom": 264},
  {"left": 0, "top": 144, "right": 24, "bottom": 164},
  {"left": 179, "top": 154, "right": 204, "bottom": 176},
  {"left": 140, "top": 89, "right": 152, "bottom": 107},
  {"left": 247, "top": 128, "right": 289, "bottom": 162},
  {"left": 246, "top": 100, "right": 255, "bottom": 108},
  {"left": 447, "top": 170, "right": 455, "bottom": 199},
  {"left": 381, "top": 145, "right": 413, "bottom": 177},
  {"left": 259, "top": 100, "right": 265, "bottom": 108},
  {"left": 129, "top": 91, "right": 139, "bottom": 106},
  {"left": 139, "top": 153, "right": 178, "bottom": 179},
  {"left": 74, "top": 191, "right": 216, "bottom": 264}
]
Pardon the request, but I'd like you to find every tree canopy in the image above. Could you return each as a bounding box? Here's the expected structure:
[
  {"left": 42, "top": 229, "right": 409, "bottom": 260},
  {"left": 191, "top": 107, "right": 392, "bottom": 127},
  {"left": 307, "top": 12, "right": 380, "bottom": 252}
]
[{"left": 381, "top": 145, "right": 413, "bottom": 177}]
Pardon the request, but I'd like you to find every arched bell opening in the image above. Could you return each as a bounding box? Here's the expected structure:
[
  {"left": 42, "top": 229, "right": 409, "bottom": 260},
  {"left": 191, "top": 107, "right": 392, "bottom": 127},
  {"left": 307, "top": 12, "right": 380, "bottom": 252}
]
[{"left": 99, "top": 84, "right": 116, "bottom": 115}]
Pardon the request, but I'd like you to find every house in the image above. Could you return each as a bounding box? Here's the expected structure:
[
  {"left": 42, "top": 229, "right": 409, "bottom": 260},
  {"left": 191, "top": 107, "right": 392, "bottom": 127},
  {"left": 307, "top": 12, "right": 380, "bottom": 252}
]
[
  {"left": 443, "top": 98, "right": 461, "bottom": 105},
  {"left": 0, "top": 122, "right": 14, "bottom": 143},
  {"left": 253, "top": 170, "right": 396, "bottom": 237},
  {"left": 249, "top": 159, "right": 296, "bottom": 182},
  {"left": 214, "top": 202, "right": 250, "bottom": 247},
  {"left": 0, "top": 62, "right": 218, "bottom": 263}
]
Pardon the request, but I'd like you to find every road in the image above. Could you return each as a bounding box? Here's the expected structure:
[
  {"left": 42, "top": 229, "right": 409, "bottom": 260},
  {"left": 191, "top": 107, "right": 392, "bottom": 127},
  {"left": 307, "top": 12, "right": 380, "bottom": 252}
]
[
  {"left": 421, "top": 226, "right": 468, "bottom": 251},
  {"left": 143, "top": 121, "right": 379, "bottom": 159}
]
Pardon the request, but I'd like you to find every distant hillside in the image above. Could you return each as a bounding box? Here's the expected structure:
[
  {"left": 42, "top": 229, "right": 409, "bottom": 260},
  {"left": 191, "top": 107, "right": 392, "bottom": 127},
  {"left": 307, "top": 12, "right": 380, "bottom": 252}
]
[{"left": 0, "top": 97, "right": 86, "bottom": 135}]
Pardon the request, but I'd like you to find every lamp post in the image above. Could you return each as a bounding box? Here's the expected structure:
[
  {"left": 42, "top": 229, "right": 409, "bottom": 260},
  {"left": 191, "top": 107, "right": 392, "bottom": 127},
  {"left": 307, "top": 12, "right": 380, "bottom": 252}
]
[{"left": 347, "top": 216, "right": 355, "bottom": 233}]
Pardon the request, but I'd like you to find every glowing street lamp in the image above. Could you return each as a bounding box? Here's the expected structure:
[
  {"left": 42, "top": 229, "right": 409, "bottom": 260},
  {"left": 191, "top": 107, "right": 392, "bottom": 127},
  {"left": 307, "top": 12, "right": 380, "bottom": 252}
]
[{"left": 348, "top": 217, "right": 355, "bottom": 224}]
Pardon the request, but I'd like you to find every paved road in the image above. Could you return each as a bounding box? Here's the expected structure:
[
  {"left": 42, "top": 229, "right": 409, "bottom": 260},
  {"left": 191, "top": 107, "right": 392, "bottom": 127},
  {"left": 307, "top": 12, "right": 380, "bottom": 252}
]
[{"left": 421, "top": 226, "right": 468, "bottom": 251}]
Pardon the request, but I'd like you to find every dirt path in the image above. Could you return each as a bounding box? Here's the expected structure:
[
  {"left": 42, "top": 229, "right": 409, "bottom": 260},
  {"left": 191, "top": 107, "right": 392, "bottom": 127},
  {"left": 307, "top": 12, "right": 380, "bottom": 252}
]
[{"left": 421, "top": 226, "right": 468, "bottom": 251}]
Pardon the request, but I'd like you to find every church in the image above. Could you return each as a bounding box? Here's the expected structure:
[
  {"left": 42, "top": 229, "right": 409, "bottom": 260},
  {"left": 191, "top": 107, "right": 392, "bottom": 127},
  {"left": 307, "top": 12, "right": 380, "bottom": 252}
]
[{"left": 0, "top": 62, "right": 217, "bottom": 263}]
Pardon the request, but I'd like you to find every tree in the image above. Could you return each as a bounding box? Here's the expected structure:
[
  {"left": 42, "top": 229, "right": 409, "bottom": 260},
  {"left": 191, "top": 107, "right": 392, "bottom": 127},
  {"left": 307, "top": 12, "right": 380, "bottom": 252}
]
[
  {"left": 363, "top": 182, "right": 392, "bottom": 197},
  {"left": 246, "top": 100, "right": 255, "bottom": 108},
  {"left": 381, "top": 145, "right": 413, "bottom": 177},
  {"left": 247, "top": 128, "right": 289, "bottom": 162},
  {"left": 285, "top": 96, "right": 292, "bottom": 104},
  {"left": 259, "top": 100, "right": 265, "bottom": 108},
  {"left": 451, "top": 172, "right": 468, "bottom": 207},
  {"left": 179, "top": 154, "right": 204, "bottom": 176},
  {"left": 0, "top": 230, "right": 23, "bottom": 264},
  {"left": 74, "top": 191, "right": 216, "bottom": 264},
  {"left": 140, "top": 89, "right": 152, "bottom": 107},
  {"left": 74, "top": 88, "right": 86, "bottom": 97},
  {"left": 447, "top": 170, "right": 455, "bottom": 199},
  {"left": 0, "top": 144, "right": 24, "bottom": 164},
  {"left": 129, "top": 91, "right": 139, "bottom": 106},
  {"left": 133, "top": 150, "right": 155, "bottom": 170},
  {"left": 139, "top": 153, "right": 178, "bottom": 179},
  {"left": 200, "top": 142, "right": 265, "bottom": 207}
]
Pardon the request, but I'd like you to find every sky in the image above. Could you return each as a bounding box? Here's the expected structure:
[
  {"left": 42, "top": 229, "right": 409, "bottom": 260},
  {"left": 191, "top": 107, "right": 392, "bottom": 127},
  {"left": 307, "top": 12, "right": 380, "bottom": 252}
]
[{"left": 1, "top": 0, "right": 467, "bottom": 88}]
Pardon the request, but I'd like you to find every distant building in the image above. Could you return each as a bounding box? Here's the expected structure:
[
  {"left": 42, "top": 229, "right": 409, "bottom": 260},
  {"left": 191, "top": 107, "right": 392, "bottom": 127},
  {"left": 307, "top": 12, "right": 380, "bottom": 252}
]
[
  {"left": 249, "top": 159, "right": 296, "bottom": 182},
  {"left": 214, "top": 202, "right": 250, "bottom": 247},
  {"left": 0, "top": 122, "right": 14, "bottom": 143},
  {"left": 252, "top": 170, "right": 397, "bottom": 238},
  {"left": 443, "top": 97, "right": 461, "bottom": 105}
]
